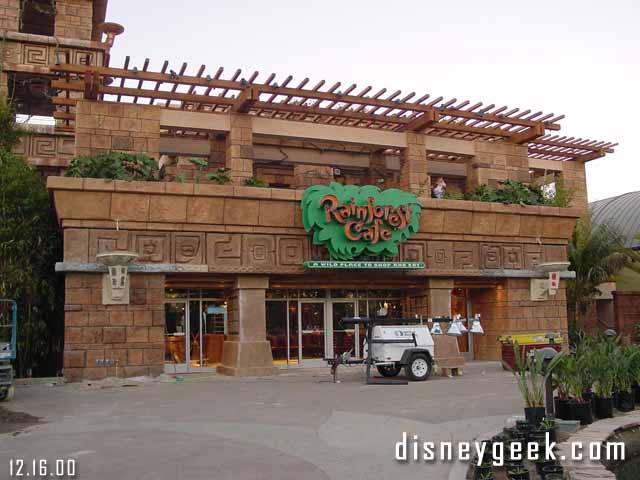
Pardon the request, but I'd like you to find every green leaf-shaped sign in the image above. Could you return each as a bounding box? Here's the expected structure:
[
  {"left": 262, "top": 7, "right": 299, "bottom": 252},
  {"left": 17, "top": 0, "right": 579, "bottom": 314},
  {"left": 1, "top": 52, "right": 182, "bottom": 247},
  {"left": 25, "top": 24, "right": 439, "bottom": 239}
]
[{"left": 302, "top": 183, "right": 422, "bottom": 260}]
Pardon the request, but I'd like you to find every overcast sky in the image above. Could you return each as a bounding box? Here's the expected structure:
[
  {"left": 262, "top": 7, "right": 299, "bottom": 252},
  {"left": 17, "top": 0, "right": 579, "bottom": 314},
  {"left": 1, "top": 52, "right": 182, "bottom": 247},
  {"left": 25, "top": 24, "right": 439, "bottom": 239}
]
[{"left": 107, "top": 0, "right": 639, "bottom": 202}]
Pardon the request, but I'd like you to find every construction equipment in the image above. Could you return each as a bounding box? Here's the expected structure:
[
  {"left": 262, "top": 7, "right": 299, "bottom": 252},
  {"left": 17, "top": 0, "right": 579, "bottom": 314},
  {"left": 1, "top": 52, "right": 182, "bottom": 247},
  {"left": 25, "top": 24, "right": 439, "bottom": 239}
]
[{"left": 0, "top": 299, "right": 18, "bottom": 401}]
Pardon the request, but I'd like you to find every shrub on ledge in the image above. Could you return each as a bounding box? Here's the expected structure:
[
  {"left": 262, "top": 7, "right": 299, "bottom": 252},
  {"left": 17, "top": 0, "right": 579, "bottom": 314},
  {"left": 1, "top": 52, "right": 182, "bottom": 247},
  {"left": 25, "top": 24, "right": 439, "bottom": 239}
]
[
  {"left": 442, "top": 179, "right": 574, "bottom": 207},
  {"left": 64, "top": 152, "right": 159, "bottom": 181}
]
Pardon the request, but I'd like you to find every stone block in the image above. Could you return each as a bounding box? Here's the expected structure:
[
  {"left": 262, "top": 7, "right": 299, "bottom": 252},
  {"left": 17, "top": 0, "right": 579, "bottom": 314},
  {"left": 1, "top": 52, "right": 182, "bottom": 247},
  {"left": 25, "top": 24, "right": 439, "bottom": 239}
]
[
  {"left": 127, "top": 326, "right": 149, "bottom": 343},
  {"left": 87, "top": 311, "right": 108, "bottom": 326},
  {"left": 65, "top": 327, "right": 83, "bottom": 344},
  {"left": 224, "top": 198, "right": 260, "bottom": 225},
  {"left": 133, "top": 311, "right": 152, "bottom": 326},
  {"left": 112, "top": 136, "right": 134, "bottom": 150},
  {"left": 258, "top": 200, "right": 295, "bottom": 227},
  {"left": 143, "top": 348, "right": 163, "bottom": 365},
  {"left": 109, "top": 311, "right": 133, "bottom": 326},
  {"left": 103, "top": 326, "right": 125, "bottom": 343},
  {"left": 471, "top": 212, "right": 496, "bottom": 235},
  {"left": 186, "top": 196, "right": 224, "bottom": 224},
  {"left": 443, "top": 210, "right": 473, "bottom": 234},
  {"left": 84, "top": 367, "right": 107, "bottom": 380},
  {"left": 66, "top": 287, "right": 91, "bottom": 305},
  {"left": 148, "top": 195, "right": 187, "bottom": 222},
  {"left": 110, "top": 193, "right": 150, "bottom": 222},
  {"left": 54, "top": 191, "right": 112, "bottom": 220},
  {"left": 66, "top": 311, "right": 87, "bottom": 327},
  {"left": 64, "top": 350, "right": 86, "bottom": 368},
  {"left": 148, "top": 326, "right": 164, "bottom": 342},
  {"left": 128, "top": 349, "right": 144, "bottom": 365},
  {"left": 82, "top": 326, "right": 102, "bottom": 344}
]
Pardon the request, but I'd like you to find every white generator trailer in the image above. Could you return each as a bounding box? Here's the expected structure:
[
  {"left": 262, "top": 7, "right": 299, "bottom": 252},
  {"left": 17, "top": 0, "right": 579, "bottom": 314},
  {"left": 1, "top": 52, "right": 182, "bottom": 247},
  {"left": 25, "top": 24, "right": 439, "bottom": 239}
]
[{"left": 363, "top": 324, "right": 435, "bottom": 381}]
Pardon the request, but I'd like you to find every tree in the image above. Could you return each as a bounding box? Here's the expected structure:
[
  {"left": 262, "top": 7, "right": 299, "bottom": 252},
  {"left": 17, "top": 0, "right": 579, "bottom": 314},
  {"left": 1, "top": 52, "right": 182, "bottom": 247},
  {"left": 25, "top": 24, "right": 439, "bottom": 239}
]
[
  {"left": 567, "top": 217, "right": 638, "bottom": 334},
  {"left": 0, "top": 102, "right": 63, "bottom": 376}
]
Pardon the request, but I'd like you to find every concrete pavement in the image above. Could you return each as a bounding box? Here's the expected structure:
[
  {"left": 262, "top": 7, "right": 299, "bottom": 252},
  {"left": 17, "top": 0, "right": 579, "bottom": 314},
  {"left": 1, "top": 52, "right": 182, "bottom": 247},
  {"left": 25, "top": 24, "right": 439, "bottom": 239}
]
[{"left": 0, "top": 362, "right": 523, "bottom": 479}]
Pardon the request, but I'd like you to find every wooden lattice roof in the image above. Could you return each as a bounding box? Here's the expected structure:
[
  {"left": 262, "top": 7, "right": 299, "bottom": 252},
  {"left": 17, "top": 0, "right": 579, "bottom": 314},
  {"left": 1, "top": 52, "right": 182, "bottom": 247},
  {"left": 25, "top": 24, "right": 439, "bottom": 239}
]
[{"left": 51, "top": 58, "right": 616, "bottom": 162}]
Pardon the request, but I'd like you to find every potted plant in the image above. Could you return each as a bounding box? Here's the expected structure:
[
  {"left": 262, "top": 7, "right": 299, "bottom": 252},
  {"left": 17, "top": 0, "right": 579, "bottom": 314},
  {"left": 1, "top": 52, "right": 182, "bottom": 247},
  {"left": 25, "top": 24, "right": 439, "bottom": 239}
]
[
  {"left": 542, "top": 464, "right": 564, "bottom": 479},
  {"left": 614, "top": 346, "right": 638, "bottom": 412},
  {"left": 507, "top": 464, "right": 530, "bottom": 480},
  {"left": 552, "top": 356, "right": 571, "bottom": 420},
  {"left": 591, "top": 339, "right": 616, "bottom": 418},
  {"left": 536, "top": 417, "right": 558, "bottom": 443},
  {"left": 478, "top": 472, "right": 494, "bottom": 480},
  {"left": 474, "top": 457, "right": 493, "bottom": 480},
  {"left": 535, "top": 458, "right": 556, "bottom": 476},
  {"left": 503, "top": 343, "right": 564, "bottom": 428},
  {"left": 564, "top": 354, "right": 594, "bottom": 425}
]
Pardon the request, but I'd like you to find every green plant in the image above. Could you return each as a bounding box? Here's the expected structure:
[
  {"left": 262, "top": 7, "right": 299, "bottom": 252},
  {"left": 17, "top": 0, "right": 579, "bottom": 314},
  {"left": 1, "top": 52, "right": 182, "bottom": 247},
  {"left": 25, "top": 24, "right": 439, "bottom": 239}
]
[
  {"left": 567, "top": 218, "right": 636, "bottom": 334},
  {"left": 64, "top": 152, "right": 159, "bottom": 181},
  {"left": 176, "top": 174, "right": 186, "bottom": 183},
  {"left": 465, "top": 184, "right": 498, "bottom": 202},
  {"left": 1, "top": 101, "right": 63, "bottom": 377},
  {"left": 539, "top": 417, "right": 556, "bottom": 430},
  {"left": 245, "top": 176, "right": 268, "bottom": 187},
  {"left": 502, "top": 342, "right": 564, "bottom": 407},
  {"left": 590, "top": 337, "right": 617, "bottom": 398},
  {"left": 187, "top": 157, "right": 208, "bottom": 168},
  {"left": 442, "top": 190, "right": 464, "bottom": 200},
  {"left": 206, "top": 167, "right": 232, "bottom": 184},
  {"left": 615, "top": 346, "right": 639, "bottom": 394},
  {"left": 494, "top": 179, "right": 547, "bottom": 206},
  {"left": 479, "top": 472, "right": 494, "bottom": 480}
]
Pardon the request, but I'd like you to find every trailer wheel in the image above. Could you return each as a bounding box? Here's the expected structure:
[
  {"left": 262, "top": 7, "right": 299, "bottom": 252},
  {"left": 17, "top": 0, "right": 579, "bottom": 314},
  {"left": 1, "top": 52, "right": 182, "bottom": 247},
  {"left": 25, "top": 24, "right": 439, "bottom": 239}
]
[
  {"left": 0, "top": 386, "right": 14, "bottom": 402},
  {"left": 406, "top": 353, "right": 432, "bottom": 381},
  {"left": 376, "top": 364, "right": 402, "bottom": 377}
]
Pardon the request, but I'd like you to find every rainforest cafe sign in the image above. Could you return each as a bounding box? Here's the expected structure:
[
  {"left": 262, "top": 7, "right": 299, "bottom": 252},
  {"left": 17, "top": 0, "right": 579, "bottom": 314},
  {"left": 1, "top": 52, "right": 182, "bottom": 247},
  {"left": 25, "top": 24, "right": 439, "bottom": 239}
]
[{"left": 301, "top": 183, "right": 422, "bottom": 261}]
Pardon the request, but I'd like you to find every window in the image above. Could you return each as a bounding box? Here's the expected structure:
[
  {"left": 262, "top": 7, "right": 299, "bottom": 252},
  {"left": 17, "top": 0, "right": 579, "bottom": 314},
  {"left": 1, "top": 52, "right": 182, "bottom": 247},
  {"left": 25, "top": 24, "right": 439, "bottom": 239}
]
[{"left": 20, "top": 0, "right": 55, "bottom": 36}]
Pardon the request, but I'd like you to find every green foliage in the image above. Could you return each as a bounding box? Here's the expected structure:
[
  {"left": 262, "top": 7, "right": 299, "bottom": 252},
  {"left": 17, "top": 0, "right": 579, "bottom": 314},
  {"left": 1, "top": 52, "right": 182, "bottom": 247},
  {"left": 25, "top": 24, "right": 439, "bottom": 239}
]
[
  {"left": 589, "top": 336, "right": 618, "bottom": 397},
  {"left": 615, "top": 346, "right": 638, "bottom": 394},
  {"left": 502, "top": 342, "right": 564, "bottom": 407},
  {"left": 495, "top": 179, "right": 548, "bottom": 205},
  {"left": 206, "top": 167, "right": 232, "bottom": 184},
  {"left": 64, "top": 152, "right": 159, "bottom": 181},
  {"left": 465, "top": 184, "right": 498, "bottom": 202},
  {"left": 302, "top": 182, "right": 422, "bottom": 260},
  {"left": 188, "top": 157, "right": 208, "bottom": 168},
  {"left": 568, "top": 218, "right": 635, "bottom": 333},
  {"left": 245, "top": 176, "right": 268, "bottom": 188},
  {"left": 1, "top": 112, "right": 63, "bottom": 376},
  {"left": 442, "top": 190, "right": 464, "bottom": 200},
  {"left": 616, "top": 459, "right": 640, "bottom": 480},
  {"left": 0, "top": 102, "right": 22, "bottom": 150}
]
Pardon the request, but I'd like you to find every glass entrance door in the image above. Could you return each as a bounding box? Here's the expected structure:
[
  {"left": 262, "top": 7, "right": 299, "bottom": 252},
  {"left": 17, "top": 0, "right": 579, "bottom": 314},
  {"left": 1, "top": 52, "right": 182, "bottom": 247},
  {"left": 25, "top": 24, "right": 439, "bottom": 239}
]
[
  {"left": 330, "top": 301, "right": 356, "bottom": 358},
  {"left": 165, "top": 299, "right": 227, "bottom": 373},
  {"left": 299, "top": 301, "right": 325, "bottom": 365}
]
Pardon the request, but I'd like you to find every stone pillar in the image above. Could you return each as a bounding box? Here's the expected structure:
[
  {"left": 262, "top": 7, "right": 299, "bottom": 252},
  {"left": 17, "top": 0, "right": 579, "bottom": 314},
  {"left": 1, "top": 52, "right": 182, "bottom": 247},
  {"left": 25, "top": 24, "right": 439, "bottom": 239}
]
[
  {"left": 560, "top": 161, "right": 588, "bottom": 211},
  {"left": 74, "top": 100, "right": 160, "bottom": 159},
  {"left": 366, "top": 150, "right": 390, "bottom": 187},
  {"left": 468, "top": 140, "right": 530, "bottom": 191},
  {"left": 55, "top": 0, "right": 93, "bottom": 40},
  {"left": 63, "top": 272, "right": 166, "bottom": 381},
  {"left": 0, "top": 0, "right": 20, "bottom": 31},
  {"left": 426, "top": 279, "right": 465, "bottom": 374},
  {"left": 399, "top": 132, "right": 428, "bottom": 194},
  {"left": 218, "top": 276, "right": 274, "bottom": 376},
  {"left": 0, "top": 72, "right": 8, "bottom": 100},
  {"left": 226, "top": 113, "right": 254, "bottom": 184}
]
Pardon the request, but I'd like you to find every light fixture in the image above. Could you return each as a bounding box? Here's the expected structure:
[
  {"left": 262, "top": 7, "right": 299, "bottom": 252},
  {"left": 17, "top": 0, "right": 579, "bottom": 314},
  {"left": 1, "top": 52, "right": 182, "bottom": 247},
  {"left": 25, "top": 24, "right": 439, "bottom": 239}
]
[
  {"left": 240, "top": 78, "right": 249, "bottom": 87},
  {"left": 430, "top": 321, "right": 443, "bottom": 335},
  {"left": 456, "top": 314, "right": 468, "bottom": 334},
  {"left": 446, "top": 319, "right": 462, "bottom": 337},
  {"left": 470, "top": 314, "right": 484, "bottom": 335},
  {"left": 96, "top": 251, "right": 138, "bottom": 305},
  {"left": 206, "top": 75, "right": 212, "bottom": 81}
]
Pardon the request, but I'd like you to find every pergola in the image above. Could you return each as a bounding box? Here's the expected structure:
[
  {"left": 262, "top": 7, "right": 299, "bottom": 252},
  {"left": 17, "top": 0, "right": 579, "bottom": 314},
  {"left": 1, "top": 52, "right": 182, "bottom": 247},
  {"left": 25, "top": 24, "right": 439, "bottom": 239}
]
[{"left": 51, "top": 58, "right": 616, "bottom": 162}]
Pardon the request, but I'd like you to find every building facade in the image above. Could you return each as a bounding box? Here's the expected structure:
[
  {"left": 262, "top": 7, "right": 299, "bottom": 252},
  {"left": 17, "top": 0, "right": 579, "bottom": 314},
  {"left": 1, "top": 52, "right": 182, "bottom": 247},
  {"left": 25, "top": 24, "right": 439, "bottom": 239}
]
[{"left": 2, "top": 2, "right": 617, "bottom": 380}]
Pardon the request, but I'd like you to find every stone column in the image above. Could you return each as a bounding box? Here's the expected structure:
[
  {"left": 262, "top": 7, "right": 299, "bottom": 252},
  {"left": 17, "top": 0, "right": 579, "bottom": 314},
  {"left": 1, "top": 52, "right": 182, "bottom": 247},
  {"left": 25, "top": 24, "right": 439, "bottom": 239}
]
[
  {"left": 218, "top": 276, "right": 274, "bottom": 376},
  {"left": 74, "top": 100, "right": 160, "bottom": 159},
  {"left": 55, "top": 0, "right": 93, "bottom": 40},
  {"left": 399, "top": 132, "right": 428, "bottom": 194},
  {"left": 427, "top": 279, "right": 465, "bottom": 374},
  {"left": 0, "top": 0, "right": 20, "bottom": 31},
  {"left": 560, "top": 161, "right": 588, "bottom": 211},
  {"left": 468, "top": 140, "right": 530, "bottom": 191},
  {"left": 427, "top": 279, "right": 453, "bottom": 317},
  {"left": 226, "top": 113, "right": 254, "bottom": 184}
]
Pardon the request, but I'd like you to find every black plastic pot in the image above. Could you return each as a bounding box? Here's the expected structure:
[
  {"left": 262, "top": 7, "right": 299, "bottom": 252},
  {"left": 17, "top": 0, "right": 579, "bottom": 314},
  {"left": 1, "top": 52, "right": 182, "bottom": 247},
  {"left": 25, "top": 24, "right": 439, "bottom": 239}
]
[
  {"left": 615, "top": 390, "right": 635, "bottom": 412},
  {"left": 474, "top": 463, "right": 493, "bottom": 480},
  {"left": 541, "top": 464, "right": 564, "bottom": 479},
  {"left": 595, "top": 396, "right": 614, "bottom": 419},
  {"left": 535, "top": 459, "right": 556, "bottom": 475},
  {"left": 554, "top": 397, "right": 570, "bottom": 420},
  {"left": 568, "top": 400, "right": 593, "bottom": 425},
  {"left": 543, "top": 475, "right": 564, "bottom": 480},
  {"left": 534, "top": 427, "right": 557, "bottom": 443},
  {"left": 635, "top": 384, "right": 640, "bottom": 404},
  {"left": 507, "top": 467, "right": 530, "bottom": 480},
  {"left": 524, "top": 406, "right": 545, "bottom": 428}
]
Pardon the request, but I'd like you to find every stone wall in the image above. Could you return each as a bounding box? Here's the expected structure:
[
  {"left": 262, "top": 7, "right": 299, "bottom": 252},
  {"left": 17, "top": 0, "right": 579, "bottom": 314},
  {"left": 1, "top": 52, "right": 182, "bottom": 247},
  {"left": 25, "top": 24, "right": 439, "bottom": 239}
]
[
  {"left": 55, "top": 0, "right": 93, "bottom": 40},
  {"left": 471, "top": 279, "right": 569, "bottom": 360},
  {"left": 561, "top": 160, "right": 588, "bottom": 211},
  {"left": 468, "top": 141, "right": 530, "bottom": 190},
  {"left": 614, "top": 292, "right": 640, "bottom": 341},
  {"left": 399, "top": 132, "right": 428, "bottom": 194},
  {"left": 0, "top": 0, "right": 20, "bottom": 31},
  {"left": 63, "top": 273, "right": 165, "bottom": 381},
  {"left": 226, "top": 113, "right": 254, "bottom": 184},
  {"left": 74, "top": 100, "right": 160, "bottom": 159}
]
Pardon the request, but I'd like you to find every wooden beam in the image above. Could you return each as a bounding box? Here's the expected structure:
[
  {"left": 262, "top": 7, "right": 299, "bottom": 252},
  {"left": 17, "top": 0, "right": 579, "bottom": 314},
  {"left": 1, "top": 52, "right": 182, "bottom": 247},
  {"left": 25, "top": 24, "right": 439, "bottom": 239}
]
[
  {"left": 403, "top": 110, "right": 438, "bottom": 132},
  {"left": 528, "top": 158, "right": 564, "bottom": 171},
  {"left": 510, "top": 124, "right": 545, "bottom": 144},
  {"left": 230, "top": 87, "right": 259, "bottom": 113}
]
